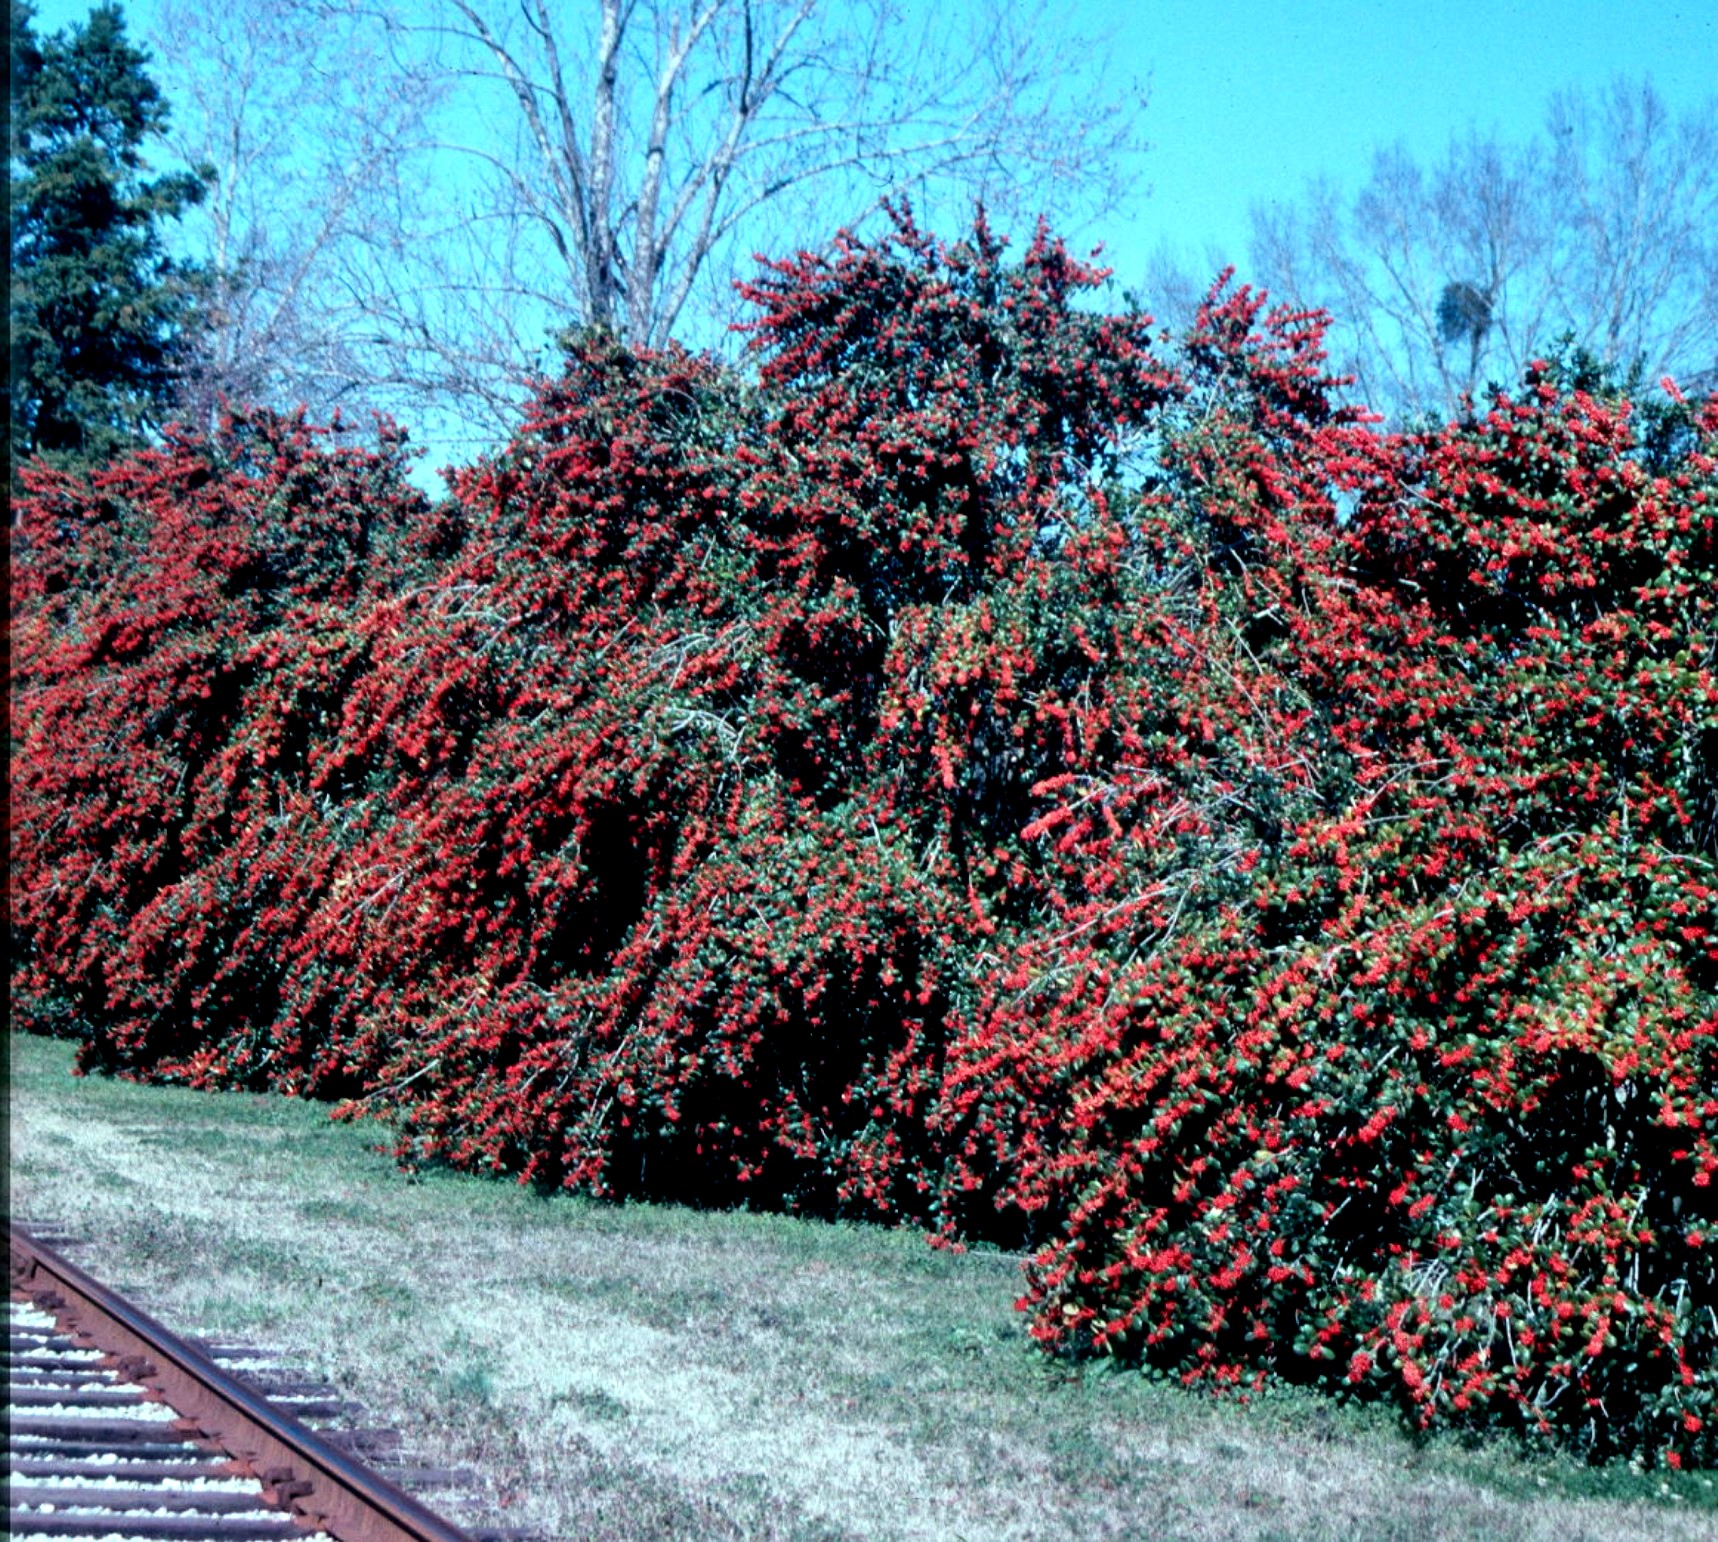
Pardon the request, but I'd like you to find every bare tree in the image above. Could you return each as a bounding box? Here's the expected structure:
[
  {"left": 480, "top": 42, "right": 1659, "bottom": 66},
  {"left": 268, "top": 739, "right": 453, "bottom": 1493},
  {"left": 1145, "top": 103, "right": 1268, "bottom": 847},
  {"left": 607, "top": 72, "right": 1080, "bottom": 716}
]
[
  {"left": 149, "top": 0, "right": 1146, "bottom": 460},
  {"left": 154, "top": 0, "right": 439, "bottom": 432},
  {"left": 401, "top": 0, "right": 1144, "bottom": 347},
  {"left": 1241, "top": 78, "right": 1718, "bottom": 420},
  {"left": 1543, "top": 81, "right": 1718, "bottom": 380}
]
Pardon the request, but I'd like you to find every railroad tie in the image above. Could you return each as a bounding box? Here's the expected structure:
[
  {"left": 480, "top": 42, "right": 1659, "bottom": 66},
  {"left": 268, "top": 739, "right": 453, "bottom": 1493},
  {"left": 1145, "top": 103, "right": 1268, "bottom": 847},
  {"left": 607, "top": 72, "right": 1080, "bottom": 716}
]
[{"left": 9, "top": 1226, "right": 480, "bottom": 1542}]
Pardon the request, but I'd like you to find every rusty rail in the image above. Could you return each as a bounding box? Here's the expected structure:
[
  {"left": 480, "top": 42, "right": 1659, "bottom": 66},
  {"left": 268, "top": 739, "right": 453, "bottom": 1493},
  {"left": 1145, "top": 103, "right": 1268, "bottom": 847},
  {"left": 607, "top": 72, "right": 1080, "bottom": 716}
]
[{"left": 10, "top": 1224, "right": 476, "bottom": 1542}]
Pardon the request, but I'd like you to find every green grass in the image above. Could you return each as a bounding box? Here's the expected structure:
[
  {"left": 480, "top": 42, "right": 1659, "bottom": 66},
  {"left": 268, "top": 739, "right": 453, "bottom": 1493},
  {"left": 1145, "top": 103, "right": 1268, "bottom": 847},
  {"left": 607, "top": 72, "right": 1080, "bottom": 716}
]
[{"left": 8, "top": 1031, "right": 1715, "bottom": 1541}]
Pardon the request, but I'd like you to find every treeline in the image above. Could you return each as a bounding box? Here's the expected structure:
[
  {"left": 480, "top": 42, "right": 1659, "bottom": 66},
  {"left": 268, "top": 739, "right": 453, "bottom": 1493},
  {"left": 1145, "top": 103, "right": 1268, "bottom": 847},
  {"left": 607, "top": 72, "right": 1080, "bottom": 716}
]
[
  {"left": 16, "top": 3, "right": 1716, "bottom": 479},
  {"left": 11, "top": 212, "right": 1717, "bottom": 1468}
]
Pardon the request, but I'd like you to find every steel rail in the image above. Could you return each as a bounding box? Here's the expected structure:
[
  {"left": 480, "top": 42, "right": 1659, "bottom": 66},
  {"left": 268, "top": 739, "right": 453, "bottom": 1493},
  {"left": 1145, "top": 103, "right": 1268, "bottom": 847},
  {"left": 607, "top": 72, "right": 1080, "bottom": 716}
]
[{"left": 10, "top": 1224, "right": 476, "bottom": 1542}]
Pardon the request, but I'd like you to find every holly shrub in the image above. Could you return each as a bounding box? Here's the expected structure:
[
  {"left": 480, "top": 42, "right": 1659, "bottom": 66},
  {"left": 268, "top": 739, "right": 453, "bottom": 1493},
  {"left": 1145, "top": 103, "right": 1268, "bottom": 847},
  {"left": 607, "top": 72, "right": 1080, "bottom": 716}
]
[
  {"left": 1004, "top": 329, "right": 1718, "bottom": 1467},
  {"left": 10, "top": 410, "right": 439, "bottom": 1091},
  {"left": 10, "top": 213, "right": 1715, "bottom": 1466}
]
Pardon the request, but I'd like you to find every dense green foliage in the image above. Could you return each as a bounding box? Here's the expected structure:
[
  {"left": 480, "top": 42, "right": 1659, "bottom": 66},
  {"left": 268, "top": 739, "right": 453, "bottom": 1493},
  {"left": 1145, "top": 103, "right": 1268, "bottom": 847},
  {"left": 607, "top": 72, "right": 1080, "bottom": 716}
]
[
  {"left": 11, "top": 212, "right": 1716, "bottom": 1467},
  {"left": 8, "top": 0, "right": 208, "bottom": 467}
]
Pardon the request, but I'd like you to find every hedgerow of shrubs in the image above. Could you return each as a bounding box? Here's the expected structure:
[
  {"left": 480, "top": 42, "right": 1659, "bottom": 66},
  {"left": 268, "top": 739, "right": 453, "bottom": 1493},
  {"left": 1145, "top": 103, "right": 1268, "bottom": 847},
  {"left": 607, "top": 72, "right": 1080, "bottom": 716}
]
[{"left": 10, "top": 212, "right": 1715, "bottom": 1467}]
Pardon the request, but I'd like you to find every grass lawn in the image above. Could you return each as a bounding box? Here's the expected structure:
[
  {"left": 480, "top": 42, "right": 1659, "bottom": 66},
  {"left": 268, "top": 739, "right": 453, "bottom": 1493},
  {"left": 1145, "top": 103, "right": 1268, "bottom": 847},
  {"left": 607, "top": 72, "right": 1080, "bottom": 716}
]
[{"left": 7, "top": 1030, "right": 1715, "bottom": 1540}]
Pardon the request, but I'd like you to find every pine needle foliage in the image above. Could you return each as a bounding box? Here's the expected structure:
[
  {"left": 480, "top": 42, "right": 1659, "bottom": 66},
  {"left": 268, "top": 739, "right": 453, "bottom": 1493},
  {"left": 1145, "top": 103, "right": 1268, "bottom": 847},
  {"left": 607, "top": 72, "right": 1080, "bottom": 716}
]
[{"left": 9, "top": 0, "right": 209, "bottom": 468}]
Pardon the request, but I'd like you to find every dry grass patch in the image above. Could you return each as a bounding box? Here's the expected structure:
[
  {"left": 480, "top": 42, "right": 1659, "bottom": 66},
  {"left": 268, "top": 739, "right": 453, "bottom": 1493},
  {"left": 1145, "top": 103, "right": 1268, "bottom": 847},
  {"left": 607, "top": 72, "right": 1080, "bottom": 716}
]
[{"left": 8, "top": 1032, "right": 1715, "bottom": 1540}]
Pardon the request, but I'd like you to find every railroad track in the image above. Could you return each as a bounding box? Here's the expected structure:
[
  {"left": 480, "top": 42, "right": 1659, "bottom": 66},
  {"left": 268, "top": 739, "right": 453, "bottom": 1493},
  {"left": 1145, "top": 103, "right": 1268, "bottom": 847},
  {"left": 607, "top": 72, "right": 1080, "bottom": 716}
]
[{"left": 9, "top": 1225, "right": 483, "bottom": 1542}]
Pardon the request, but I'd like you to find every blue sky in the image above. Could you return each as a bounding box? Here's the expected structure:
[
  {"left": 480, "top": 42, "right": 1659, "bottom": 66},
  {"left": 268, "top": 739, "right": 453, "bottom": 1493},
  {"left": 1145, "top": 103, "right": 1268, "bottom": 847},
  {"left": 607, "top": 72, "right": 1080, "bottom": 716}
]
[
  {"left": 32, "top": 0, "right": 1716, "bottom": 284},
  {"left": 1112, "top": 0, "right": 1718, "bottom": 270}
]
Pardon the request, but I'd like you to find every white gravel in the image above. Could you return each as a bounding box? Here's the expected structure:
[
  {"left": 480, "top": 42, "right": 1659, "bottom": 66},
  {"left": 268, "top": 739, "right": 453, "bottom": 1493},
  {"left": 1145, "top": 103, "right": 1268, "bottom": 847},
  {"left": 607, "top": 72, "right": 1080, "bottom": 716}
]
[
  {"left": 7, "top": 1454, "right": 209, "bottom": 1469},
  {"left": 7, "top": 1473, "right": 263, "bottom": 1493},
  {"left": 10, "top": 1381, "right": 123, "bottom": 1395},
  {"left": 11, "top": 1344, "right": 107, "bottom": 1363},
  {"left": 5, "top": 1398, "right": 181, "bottom": 1420},
  {"left": 14, "top": 1503, "right": 292, "bottom": 1517},
  {"left": 12, "top": 1524, "right": 328, "bottom": 1538}
]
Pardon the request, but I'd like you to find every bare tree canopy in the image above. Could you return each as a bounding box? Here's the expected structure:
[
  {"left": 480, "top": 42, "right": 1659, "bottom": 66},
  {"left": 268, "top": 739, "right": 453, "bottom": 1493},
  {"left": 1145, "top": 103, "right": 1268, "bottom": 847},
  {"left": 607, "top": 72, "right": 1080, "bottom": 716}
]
[
  {"left": 157, "top": 0, "right": 436, "bottom": 430},
  {"left": 1242, "top": 78, "right": 1718, "bottom": 420},
  {"left": 152, "top": 0, "right": 1147, "bottom": 455}
]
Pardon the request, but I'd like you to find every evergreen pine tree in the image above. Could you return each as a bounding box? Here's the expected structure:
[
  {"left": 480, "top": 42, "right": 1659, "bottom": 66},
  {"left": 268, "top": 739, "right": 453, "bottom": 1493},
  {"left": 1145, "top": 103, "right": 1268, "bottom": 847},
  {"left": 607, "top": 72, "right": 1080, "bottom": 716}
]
[{"left": 9, "top": 0, "right": 208, "bottom": 467}]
